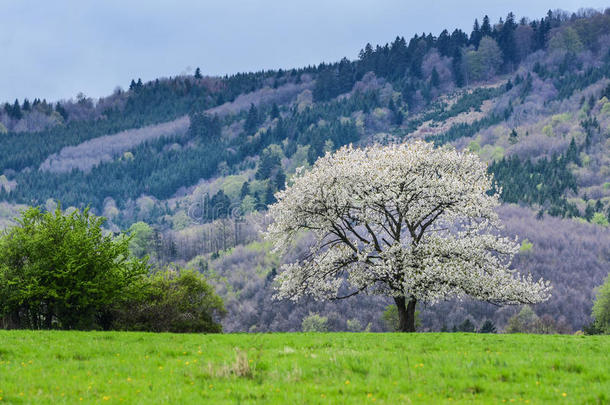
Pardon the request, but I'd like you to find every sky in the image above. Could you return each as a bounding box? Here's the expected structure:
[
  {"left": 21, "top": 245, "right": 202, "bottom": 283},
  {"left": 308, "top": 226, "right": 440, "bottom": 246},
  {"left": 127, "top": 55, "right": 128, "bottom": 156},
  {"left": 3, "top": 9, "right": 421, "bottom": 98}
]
[{"left": 1, "top": 0, "right": 607, "bottom": 102}]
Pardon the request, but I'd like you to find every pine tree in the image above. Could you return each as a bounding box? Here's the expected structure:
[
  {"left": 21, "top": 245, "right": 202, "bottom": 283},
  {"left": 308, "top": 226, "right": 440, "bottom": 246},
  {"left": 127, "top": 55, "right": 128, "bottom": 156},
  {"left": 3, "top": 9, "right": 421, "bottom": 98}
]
[
  {"left": 240, "top": 181, "right": 250, "bottom": 198},
  {"left": 270, "top": 103, "right": 280, "bottom": 120},
  {"left": 275, "top": 169, "right": 286, "bottom": 191},
  {"left": 498, "top": 12, "right": 518, "bottom": 68},
  {"left": 11, "top": 99, "right": 22, "bottom": 120},
  {"left": 458, "top": 318, "right": 476, "bottom": 332},
  {"left": 265, "top": 185, "right": 276, "bottom": 205},
  {"left": 430, "top": 67, "right": 440, "bottom": 87},
  {"left": 437, "top": 29, "right": 452, "bottom": 56},
  {"left": 470, "top": 18, "right": 482, "bottom": 48},
  {"left": 55, "top": 102, "right": 68, "bottom": 121},
  {"left": 509, "top": 129, "right": 518, "bottom": 144},
  {"left": 479, "top": 319, "right": 497, "bottom": 333},
  {"left": 452, "top": 47, "right": 464, "bottom": 87},
  {"left": 481, "top": 15, "right": 492, "bottom": 38},
  {"left": 244, "top": 103, "right": 260, "bottom": 134},
  {"left": 585, "top": 203, "right": 595, "bottom": 221}
]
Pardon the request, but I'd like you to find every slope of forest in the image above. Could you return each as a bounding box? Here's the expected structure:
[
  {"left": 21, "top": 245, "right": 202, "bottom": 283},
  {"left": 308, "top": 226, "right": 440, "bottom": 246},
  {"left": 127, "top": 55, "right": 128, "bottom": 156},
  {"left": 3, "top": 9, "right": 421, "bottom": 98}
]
[{"left": 1, "top": 8, "right": 609, "bottom": 332}]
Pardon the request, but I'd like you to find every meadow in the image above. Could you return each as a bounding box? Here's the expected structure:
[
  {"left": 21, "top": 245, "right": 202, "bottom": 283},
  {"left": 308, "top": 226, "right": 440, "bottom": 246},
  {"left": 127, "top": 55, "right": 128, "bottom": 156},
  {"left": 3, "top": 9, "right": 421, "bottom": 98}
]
[{"left": 0, "top": 331, "right": 608, "bottom": 404}]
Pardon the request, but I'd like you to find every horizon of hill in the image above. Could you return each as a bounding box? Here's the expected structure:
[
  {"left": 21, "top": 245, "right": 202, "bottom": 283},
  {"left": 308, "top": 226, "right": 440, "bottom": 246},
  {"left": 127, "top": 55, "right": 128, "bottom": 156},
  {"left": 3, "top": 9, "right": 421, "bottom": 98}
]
[{"left": 1, "top": 8, "right": 610, "bottom": 333}]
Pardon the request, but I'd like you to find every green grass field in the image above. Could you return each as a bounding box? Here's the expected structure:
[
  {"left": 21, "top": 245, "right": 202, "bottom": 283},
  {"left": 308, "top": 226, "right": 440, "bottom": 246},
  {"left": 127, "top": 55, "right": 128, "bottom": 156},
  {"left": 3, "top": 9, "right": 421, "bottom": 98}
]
[{"left": 0, "top": 331, "right": 608, "bottom": 404}]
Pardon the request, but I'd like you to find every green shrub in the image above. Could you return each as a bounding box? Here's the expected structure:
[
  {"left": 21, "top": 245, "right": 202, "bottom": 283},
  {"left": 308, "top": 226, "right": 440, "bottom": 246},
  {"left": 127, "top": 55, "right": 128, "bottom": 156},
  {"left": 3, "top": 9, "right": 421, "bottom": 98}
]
[
  {"left": 0, "top": 206, "right": 148, "bottom": 330},
  {"left": 346, "top": 319, "right": 363, "bottom": 332},
  {"left": 591, "top": 274, "right": 610, "bottom": 334},
  {"left": 112, "top": 268, "right": 226, "bottom": 333},
  {"left": 301, "top": 313, "right": 328, "bottom": 332}
]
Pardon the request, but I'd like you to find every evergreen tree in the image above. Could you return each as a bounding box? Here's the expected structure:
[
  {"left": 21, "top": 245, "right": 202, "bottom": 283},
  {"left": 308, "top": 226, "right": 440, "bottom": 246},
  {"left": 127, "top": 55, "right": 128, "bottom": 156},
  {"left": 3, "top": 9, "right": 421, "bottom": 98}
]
[
  {"left": 270, "top": 103, "right": 280, "bottom": 120},
  {"left": 188, "top": 112, "right": 222, "bottom": 142},
  {"left": 275, "top": 169, "right": 286, "bottom": 191},
  {"left": 584, "top": 204, "right": 595, "bottom": 221},
  {"left": 452, "top": 47, "right": 464, "bottom": 87},
  {"left": 430, "top": 67, "right": 440, "bottom": 87},
  {"left": 313, "top": 68, "right": 338, "bottom": 102},
  {"left": 479, "top": 319, "right": 497, "bottom": 333},
  {"left": 498, "top": 12, "right": 518, "bottom": 68},
  {"left": 11, "top": 99, "right": 22, "bottom": 120},
  {"left": 470, "top": 19, "right": 482, "bottom": 48},
  {"left": 265, "top": 185, "right": 276, "bottom": 205},
  {"left": 244, "top": 103, "right": 260, "bottom": 134},
  {"left": 240, "top": 181, "right": 250, "bottom": 198},
  {"left": 481, "top": 15, "right": 492, "bottom": 38},
  {"left": 437, "top": 29, "right": 452, "bottom": 56},
  {"left": 55, "top": 102, "right": 68, "bottom": 121},
  {"left": 458, "top": 318, "right": 476, "bottom": 332}
]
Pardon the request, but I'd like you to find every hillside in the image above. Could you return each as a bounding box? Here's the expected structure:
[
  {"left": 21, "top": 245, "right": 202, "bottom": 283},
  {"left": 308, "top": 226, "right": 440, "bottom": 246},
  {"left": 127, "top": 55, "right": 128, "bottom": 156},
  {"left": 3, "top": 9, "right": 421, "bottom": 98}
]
[{"left": 1, "top": 9, "right": 609, "bottom": 332}]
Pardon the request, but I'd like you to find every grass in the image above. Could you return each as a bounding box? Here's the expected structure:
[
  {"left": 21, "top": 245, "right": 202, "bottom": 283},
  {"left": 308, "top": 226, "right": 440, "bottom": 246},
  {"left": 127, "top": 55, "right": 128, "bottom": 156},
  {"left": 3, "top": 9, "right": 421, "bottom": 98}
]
[{"left": 0, "top": 331, "right": 608, "bottom": 404}]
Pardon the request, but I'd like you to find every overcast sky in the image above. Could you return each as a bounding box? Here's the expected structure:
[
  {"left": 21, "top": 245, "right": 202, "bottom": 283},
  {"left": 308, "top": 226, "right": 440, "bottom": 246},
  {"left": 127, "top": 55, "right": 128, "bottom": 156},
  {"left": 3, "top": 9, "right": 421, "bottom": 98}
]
[{"left": 1, "top": 0, "right": 607, "bottom": 102}]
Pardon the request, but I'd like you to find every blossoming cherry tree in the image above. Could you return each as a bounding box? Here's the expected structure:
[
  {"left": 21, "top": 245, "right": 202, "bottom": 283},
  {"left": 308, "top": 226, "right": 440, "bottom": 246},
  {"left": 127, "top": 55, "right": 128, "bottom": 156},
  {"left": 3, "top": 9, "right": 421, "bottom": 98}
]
[{"left": 266, "top": 141, "right": 551, "bottom": 332}]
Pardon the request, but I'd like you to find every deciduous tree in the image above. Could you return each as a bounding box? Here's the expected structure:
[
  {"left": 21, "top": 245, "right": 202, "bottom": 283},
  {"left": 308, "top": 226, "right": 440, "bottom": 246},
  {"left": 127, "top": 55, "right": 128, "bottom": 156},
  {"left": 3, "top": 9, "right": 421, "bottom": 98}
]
[{"left": 266, "top": 142, "right": 551, "bottom": 332}]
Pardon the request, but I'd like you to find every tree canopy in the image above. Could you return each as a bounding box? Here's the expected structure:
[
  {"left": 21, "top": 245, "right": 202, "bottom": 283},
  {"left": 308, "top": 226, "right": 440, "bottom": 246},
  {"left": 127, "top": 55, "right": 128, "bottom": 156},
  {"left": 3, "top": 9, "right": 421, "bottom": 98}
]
[
  {"left": 266, "top": 142, "right": 551, "bottom": 331},
  {"left": 0, "top": 206, "right": 148, "bottom": 329}
]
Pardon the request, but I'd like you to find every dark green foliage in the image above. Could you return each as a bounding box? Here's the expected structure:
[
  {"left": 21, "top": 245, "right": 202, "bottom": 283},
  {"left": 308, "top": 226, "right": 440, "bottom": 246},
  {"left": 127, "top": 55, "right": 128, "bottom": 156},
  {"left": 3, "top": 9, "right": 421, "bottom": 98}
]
[
  {"left": 244, "top": 103, "right": 260, "bottom": 134},
  {"left": 270, "top": 103, "right": 280, "bottom": 119},
  {"left": 430, "top": 67, "right": 440, "bottom": 87},
  {"left": 188, "top": 112, "right": 221, "bottom": 142},
  {"left": 240, "top": 181, "right": 250, "bottom": 198},
  {"left": 489, "top": 151, "right": 579, "bottom": 218},
  {"left": 509, "top": 128, "right": 518, "bottom": 144},
  {"left": 2, "top": 8, "right": 610, "bottom": 231},
  {"left": 112, "top": 268, "right": 225, "bottom": 333},
  {"left": 479, "top": 320, "right": 497, "bottom": 333},
  {"left": 274, "top": 169, "right": 286, "bottom": 191},
  {"left": 0, "top": 206, "right": 148, "bottom": 330},
  {"left": 313, "top": 59, "right": 356, "bottom": 102},
  {"left": 255, "top": 147, "right": 282, "bottom": 180},
  {"left": 591, "top": 274, "right": 610, "bottom": 334},
  {"left": 457, "top": 318, "right": 476, "bottom": 332},
  {"left": 6, "top": 134, "right": 225, "bottom": 212},
  {"left": 427, "top": 113, "right": 504, "bottom": 146}
]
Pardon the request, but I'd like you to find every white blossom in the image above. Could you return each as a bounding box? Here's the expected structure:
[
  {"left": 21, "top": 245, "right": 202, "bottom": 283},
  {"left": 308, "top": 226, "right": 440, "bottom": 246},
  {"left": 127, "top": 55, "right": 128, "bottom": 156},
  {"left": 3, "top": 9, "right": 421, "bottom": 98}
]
[{"left": 265, "top": 141, "right": 551, "bottom": 306}]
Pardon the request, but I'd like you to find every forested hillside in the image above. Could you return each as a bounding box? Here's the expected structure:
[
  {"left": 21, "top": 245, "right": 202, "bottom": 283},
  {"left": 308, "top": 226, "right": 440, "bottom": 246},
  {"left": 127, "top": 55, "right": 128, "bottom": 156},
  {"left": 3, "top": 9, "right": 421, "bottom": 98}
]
[{"left": 1, "top": 8, "right": 609, "bottom": 332}]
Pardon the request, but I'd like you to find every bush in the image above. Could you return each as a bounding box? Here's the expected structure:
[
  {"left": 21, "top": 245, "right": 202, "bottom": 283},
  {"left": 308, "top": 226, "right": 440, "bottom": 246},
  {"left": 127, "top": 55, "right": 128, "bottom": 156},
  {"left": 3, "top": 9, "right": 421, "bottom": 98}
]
[
  {"left": 346, "top": 319, "right": 363, "bottom": 332},
  {"left": 591, "top": 274, "right": 610, "bottom": 334},
  {"left": 479, "top": 319, "right": 497, "bottom": 333},
  {"left": 504, "top": 306, "right": 572, "bottom": 334},
  {"left": 0, "top": 206, "right": 148, "bottom": 330},
  {"left": 301, "top": 313, "right": 328, "bottom": 332},
  {"left": 457, "top": 318, "right": 476, "bottom": 332},
  {"left": 112, "top": 268, "right": 226, "bottom": 333}
]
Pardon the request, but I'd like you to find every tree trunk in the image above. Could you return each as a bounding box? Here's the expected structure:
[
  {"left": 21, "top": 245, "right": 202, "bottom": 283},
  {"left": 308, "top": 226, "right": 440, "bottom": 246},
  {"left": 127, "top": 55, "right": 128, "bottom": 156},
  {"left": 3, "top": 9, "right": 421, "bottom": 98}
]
[{"left": 394, "top": 296, "right": 417, "bottom": 332}]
